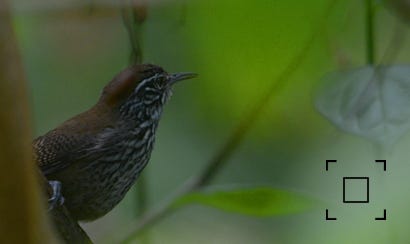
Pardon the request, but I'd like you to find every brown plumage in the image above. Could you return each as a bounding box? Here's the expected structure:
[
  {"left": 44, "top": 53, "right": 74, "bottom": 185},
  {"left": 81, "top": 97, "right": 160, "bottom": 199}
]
[{"left": 33, "top": 64, "right": 196, "bottom": 221}]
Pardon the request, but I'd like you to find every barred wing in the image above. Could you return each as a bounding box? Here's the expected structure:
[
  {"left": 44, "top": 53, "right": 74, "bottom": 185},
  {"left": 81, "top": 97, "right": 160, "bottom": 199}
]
[{"left": 33, "top": 130, "right": 94, "bottom": 176}]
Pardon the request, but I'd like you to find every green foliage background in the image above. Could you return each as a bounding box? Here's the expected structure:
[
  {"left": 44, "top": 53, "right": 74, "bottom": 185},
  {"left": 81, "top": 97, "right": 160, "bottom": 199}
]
[{"left": 11, "top": 0, "right": 410, "bottom": 243}]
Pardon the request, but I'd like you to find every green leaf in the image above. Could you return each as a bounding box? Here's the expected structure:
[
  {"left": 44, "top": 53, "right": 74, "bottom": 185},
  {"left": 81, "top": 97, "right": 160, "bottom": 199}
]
[{"left": 172, "top": 186, "right": 318, "bottom": 217}]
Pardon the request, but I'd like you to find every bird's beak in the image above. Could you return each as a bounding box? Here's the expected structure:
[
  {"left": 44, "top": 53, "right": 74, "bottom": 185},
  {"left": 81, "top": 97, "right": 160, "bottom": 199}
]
[{"left": 168, "top": 72, "right": 197, "bottom": 85}]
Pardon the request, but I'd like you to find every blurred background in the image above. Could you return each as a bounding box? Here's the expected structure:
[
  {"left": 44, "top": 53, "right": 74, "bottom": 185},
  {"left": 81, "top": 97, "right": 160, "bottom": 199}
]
[{"left": 9, "top": 0, "right": 410, "bottom": 243}]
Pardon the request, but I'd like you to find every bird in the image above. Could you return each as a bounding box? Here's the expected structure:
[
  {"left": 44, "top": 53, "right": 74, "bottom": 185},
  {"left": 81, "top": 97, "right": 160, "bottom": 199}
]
[{"left": 33, "top": 64, "right": 196, "bottom": 221}]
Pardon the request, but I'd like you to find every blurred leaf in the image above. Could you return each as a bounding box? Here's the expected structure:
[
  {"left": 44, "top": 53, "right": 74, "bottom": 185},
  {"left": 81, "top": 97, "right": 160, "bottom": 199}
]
[
  {"left": 315, "top": 65, "right": 410, "bottom": 147},
  {"left": 173, "top": 186, "right": 317, "bottom": 217}
]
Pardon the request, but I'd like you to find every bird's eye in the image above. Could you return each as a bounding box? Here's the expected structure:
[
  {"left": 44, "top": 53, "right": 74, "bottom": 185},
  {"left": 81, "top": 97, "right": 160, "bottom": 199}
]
[{"left": 153, "top": 75, "right": 167, "bottom": 88}]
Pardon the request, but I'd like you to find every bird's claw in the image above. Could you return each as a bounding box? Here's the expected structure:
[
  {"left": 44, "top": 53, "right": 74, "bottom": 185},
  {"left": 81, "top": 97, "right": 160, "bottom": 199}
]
[{"left": 48, "top": 180, "right": 65, "bottom": 211}]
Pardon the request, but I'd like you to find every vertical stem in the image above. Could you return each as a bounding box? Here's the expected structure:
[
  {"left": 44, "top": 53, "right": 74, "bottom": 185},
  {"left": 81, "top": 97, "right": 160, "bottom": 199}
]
[
  {"left": 365, "top": 0, "right": 375, "bottom": 65},
  {"left": 122, "top": 0, "right": 146, "bottom": 65},
  {"left": 0, "top": 2, "right": 60, "bottom": 243}
]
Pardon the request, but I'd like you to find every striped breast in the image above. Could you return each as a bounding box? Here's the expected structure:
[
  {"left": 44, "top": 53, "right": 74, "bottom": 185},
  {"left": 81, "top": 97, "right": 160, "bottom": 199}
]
[{"left": 54, "top": 120, "right": 158, "bottom": 221}]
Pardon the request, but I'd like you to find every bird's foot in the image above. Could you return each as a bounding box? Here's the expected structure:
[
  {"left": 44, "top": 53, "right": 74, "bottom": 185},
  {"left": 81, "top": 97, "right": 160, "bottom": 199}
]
[{"left": 48, "top": 180, "right": 65, "bottom": 211}]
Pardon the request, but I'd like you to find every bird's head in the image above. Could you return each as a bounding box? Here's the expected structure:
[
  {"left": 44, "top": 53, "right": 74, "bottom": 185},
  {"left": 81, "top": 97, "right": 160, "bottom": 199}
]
[{"left": 99, "top": 64, "right": 196, "bottom": 119}]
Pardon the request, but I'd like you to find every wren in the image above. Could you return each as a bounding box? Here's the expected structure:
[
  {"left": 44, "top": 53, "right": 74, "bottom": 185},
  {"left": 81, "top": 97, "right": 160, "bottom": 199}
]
[{"left": 33, "top": 64, "right": 196, "bottom": 221}]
